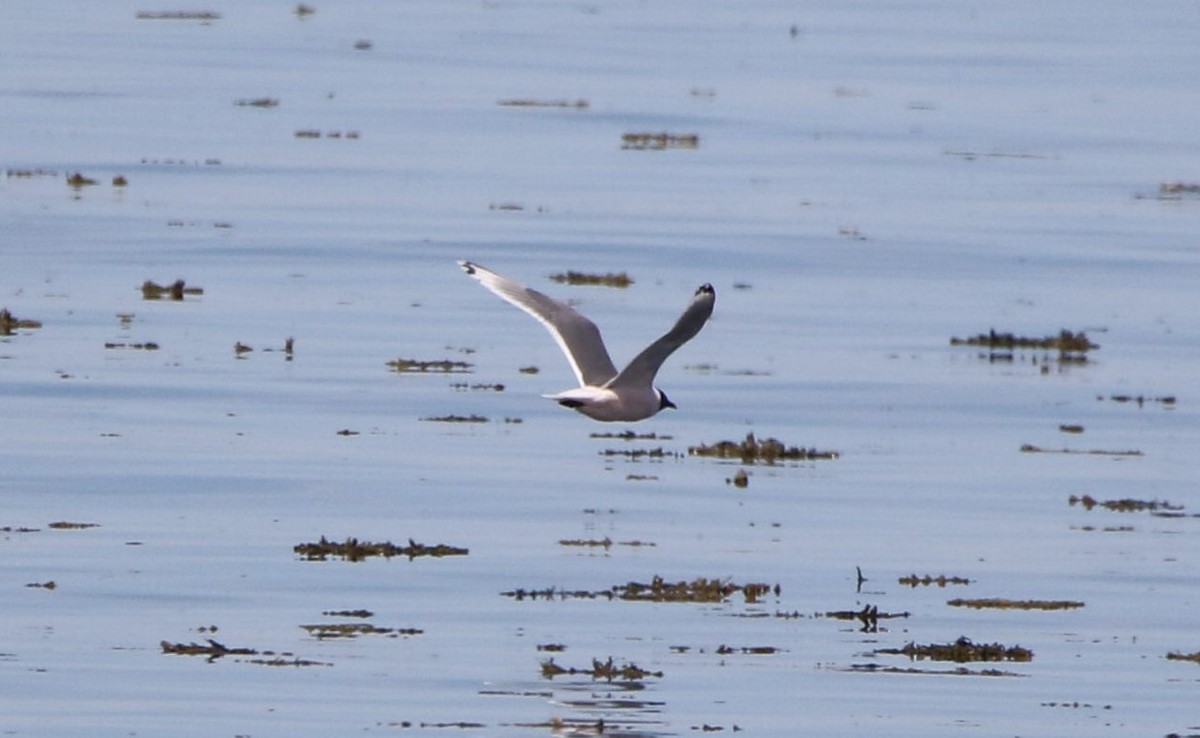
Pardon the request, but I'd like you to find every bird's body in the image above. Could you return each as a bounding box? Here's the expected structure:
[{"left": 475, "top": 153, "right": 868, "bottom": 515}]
[{"left": 458, "top": 261, "right": 714, "bottom": 422}]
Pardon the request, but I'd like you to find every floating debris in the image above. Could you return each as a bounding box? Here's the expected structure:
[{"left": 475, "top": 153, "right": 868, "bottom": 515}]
[
  {"left": 450, "top": 382, "right": 504, "bottom": 392},
  {"left": 898, "top": 574, "right": 971, "bottom": 588},
  {"left": 112, "top": 175, "right": 128, "bottom": 187},
  {"left": 387, "top": 357, "right": 472, "bottom": 373},
  {"left": 947, "top": 598, "right": 1084, "bottom": 611},
  {"left": 1166, "top": 650, "right": 1200, "bottom": 664},
  {"left": 1020, "top": 444, "right": 1142, "bottom": 457},
  {"left": 47, "top": 521, "right": 99, "bottom": 530},
  {"left": 0, "top": 308, "right": 42, "bottom": 335},
  {"left": 294, "top": 3, "right": 315, "bottom": 17},
  {"left": 824, "top": 605, "right": 909, "bottom": 630},
  {"left": 729, "top": 468, "right": 750, "bottom": 488},
  {"left": 950, "top": 329, "right": 1098, "bottom": 361},
  {"left": 616, "top": 576, "right": 775, "bottom": 604},
  {"left": 590, "top": 430, "right": 671, "bottom": 440},
  {"left": 7, "top": 168, "right": 57, "bottom": 178},
  {"left": 353, "top": 39, "right": 372, "bottom": 50},
  {"left": 557, "top": 537, "right": 655, "bottom": 549},
  {"left": 324, "top": 609, "right": 373, "bottom": 618},
  {"left": 541, "top": 656, "right": 661, "bottom": 681},
  {"left": 875, "top": 637, "right": 1032, "bottom": 663},
  {"left": 847, "top": 663, "right": 1025, "bottom": 678},
  {"left": 1100, "top": 393, "right": 1176, "bottom": 407},
  {"left": 294, "top": 129, "right": 360, "bottom": 139},
  {"left": 600, "top": 447, "right": 679, "bottom": 459},
  {"left": 234, "top": 97, "right": 279, "bottom": 108},
  {"left": 141, "top": 279, "right": 203, "bottom": 300},
  {"left": 25, "top": 581, "right": 56, "bottom": 590},
  {"left": 1059, "top": 424, "right": 1084, "bottom": 434},
  {"left": 161, "top": 639, "right": 257, "bottom": 660},
  {"left": 66, "top": 172, "right": 98, "bottom": 188},
  {"left": 294, "top": 536, "right": 468, "bottom": 562},
  {"left": 299, "top": 623, "right": 423, "bottom": 639},
  {"left": 688, "top": 433, "right": 839, "bottom": 464},
  {"left": 104, "top": 342, "right": 160, "bottom": 351},
  {"left": 498, "top": 98, "right": 589, "bottom": 109},
  {"left": 548, "top": 270, "right": 633, "bottom": 288},
  {"left": 621, "top": 131, "right": 700, "bottom": 150},
  {"left": 136, "top": 10, "right": 221, "bottom": 20},
  {"left": 1068, "top": 494, "right": 1184, "bottom": 514},
  {"left": 518, "top": 365, "right": 539, "bottom": 374},
  {"left": 421, "top": 414, "right": 489, "bottom": 423}
]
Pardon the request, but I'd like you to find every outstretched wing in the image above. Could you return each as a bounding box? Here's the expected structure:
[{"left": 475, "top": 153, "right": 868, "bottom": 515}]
[
  {"left": 458, "top": 261, "right": 619, "bottom": 387},
  {"left": 607, "top": 283, "right": 715, "bottom": 391}
]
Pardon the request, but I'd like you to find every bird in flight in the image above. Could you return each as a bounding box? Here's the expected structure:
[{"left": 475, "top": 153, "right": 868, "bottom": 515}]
[{"left": 458, "top": 261, "right": 714, "bottom": 422}]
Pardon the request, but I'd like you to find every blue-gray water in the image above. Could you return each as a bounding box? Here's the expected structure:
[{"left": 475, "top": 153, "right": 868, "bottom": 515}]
[{"left": 3, "top": 1, "right": 1199, "bottom": 735}]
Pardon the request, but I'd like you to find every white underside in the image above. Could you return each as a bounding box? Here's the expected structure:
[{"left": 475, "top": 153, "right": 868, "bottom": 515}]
[{"left": 543, "top": 385, "right": 663, "bottom": 422}]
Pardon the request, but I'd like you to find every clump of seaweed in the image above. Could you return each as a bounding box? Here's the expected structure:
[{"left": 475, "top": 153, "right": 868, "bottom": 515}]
[
  {"left": 421, "top": 414, "right": 489, "bottom": 423},
  {"left": 558, "top": 537, "right": 656, "bottom": 549},
  {"left": 950, "top": 328, "right": 1097, "bottom": 363},
  {"left": 590, "top": 430, "right": 671, "bottom": 440},
  {"left": 234, "top": 97, "right": 279, "bottom": 108},
  {"left": 947, "top": 598, "right": 1084, "bottom": 610},
  {"left": 1100, "top": 393, "right": 1176, "bottom": 407},
  {"left": 601, "top": 447, "right": 679, "bottom": 459},
  {"left": 898, "top": 574, "right": 970, "bottom": 588},
  {"left": 498, "top": 98, "right": 589, "bottom": 109},
  {"left": 540, "top": 656, "right": 662, "bottom": 681},
  {"left": 136, "top": 10, "right": 221, "bottom": 20},
  {"left": 105, "top": 342, "right": 160, "bottom": 351},
  {"left": 300, "top": 623, "right": 423, "bottom": 639},
  {"left": 160, "top": 639, "right": 257, "bottom": 661},
  {"left": 294, "top": 536, "right": 468, "bottom": 562},
  {"left": 616, "top": 576, "right": 776, "bottom": 604},
  {"left": 549, "top": 270, "right": 633, "bottom": 288},
  {"left": 729, "top": 468, "right": 750, "bottom": 488},
  {"left": 1069, "top": 494, "right": 1183, "bottom": 514},
  {"left": 66, "top": 172, "right": 98, "bottom": 187},
  {"left": 47, "top": 521, "right": 99, "bottom": 530},
  {"left": 387, "top": 357, "right": 472, "bottom": 373},
  {"left": 824, "top": 605, "right": 909, "bottom": 631},
  {"left": 0, "top": 308, "right": 43, "bottom": 335},
  {"left": 141, "top": 279, "right": 203, "bottom": 300},
  {"left": 1166, "top": 651, "right": 1200, "bottom": 664},
  {"left": 1020, "top": 444, "right": 1142, "bottom": 457},
  {"left": 875, "top": 637, "right": 1032, "bottom": 663},
  {"left": 621, "top": 132, "right": 700, "bottom": 150},
  {"left": 688, "top": 433, "right": 839, "bottom": 464}
]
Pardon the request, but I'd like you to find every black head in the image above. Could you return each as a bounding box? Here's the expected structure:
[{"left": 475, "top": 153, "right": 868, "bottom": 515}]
[{"left": 657, "top": 389, "right": 676, "bottom": 411}]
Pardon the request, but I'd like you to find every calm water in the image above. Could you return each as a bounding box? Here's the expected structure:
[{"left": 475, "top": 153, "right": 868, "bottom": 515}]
[{"left": 3, "top": 1, "right": 1199, "bottom": 735}]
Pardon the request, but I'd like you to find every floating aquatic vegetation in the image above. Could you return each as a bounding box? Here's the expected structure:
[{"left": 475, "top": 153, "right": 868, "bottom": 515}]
[
  {"left": 112, "top": 175, "right": 127, "bottom": 186},
  {"left": 450, "top": 382, "right": 504, "bottom": 391},
  {"left": 590, "top": 430, "right": 671, "bottom": 440},
  {"left": 715, "top": 644, "right": 781, "bottom": 655},
  {"left": 353, "top": 39, "right": 372, "bottom": 50},
  {"left": 688, "top": 433, "right": 839, "bottom": 464},
  {"left": 294, "top": 3, "right": 315, "bottom": 18},
  {"left": 600, "top": 447, "right": 679, "bottom": 459},
  {"left": 65, "top": 172, "right": 98, "bottom": 187},
  {"left": 47, "top": 521, "right": 99, "bottom": 530},
  {"left": 1059, "top": 424, "right": 1084, "bottom": 434},
  {"left": 1166, "top": 650, "right": 1200, "bottom": 664},
  {"left": 824, "top": 605, "right": 909, "bottom": 630},
  {"left": 421, "top": 414, "right": 489, "bottom": 423},
  {"left": 557, "top": 537, "right": 655, "bottom": 549},
  {"left": 1100, "top": 393, "right": 1176, "bottom": 407},
  {"left": 540, "top": 656, "right": 662, "bottom": 681},
  {"left": 874, "top": 637, "right": 1032, "bottom": 663},
  {"left": 947, "top": 598, "right": 1084, "bottom": 611},
  {"left": 300, "top": 623, "right": 423, "bottom": 639},
  {"left": 621, "top": 131, "right": 700, "bottom": 150},
  {"left": 898, "top": 574, "right": 971, "bottom": 587},
  {"left": 160, "top": 639, "right": 257, "bottom": 660},
  {"left": 498, "top": 98, "right": 589, "bottom": 109},
  {"left": 847, "top": 663, "right": 1025, "bottom": 677},
  {"left": 548, "top": 270, "right": 633, "bottom": 288},
  {"left": 387, "top": 357, "right": 472, "bottom": 373},
  {"left": 135, "top": 10, "right": 221, "bottom": 20},
  {"left": 1020, "top": 444, "right": 1142, "bottom": 457},
  {"left": 518, "top": 365, "right": 539, "bottom": 374},
  {"left": 294, "top": 536, "right": 469, "bottom": 562},
  {"left": 0, "top": 308, "right": 43, "bottom": 335},
  {"left": 1068, "top": 494, "right": 1187, "bottom": 515},
  {"left": 503, "top": 577, "right": 775, "bottom": 604},
  {"left": 729, "top": 468, "right": 749, "bottom": 488},
  {"left": 25, "top": 581, "right": 56, "bottom": 590},
  {"left": 950, "top": 329, "right": 1098, "bottom": 362},
  {"left": 104, "top": 342, "right": 160, "bottom": 351},
  {"left": 616, "top": 576, "right": 775, "bottom": 604},
  {"left": 234, "top": 97, "right": 279, "bottom": 108},
  {"left": 7, "top": 168, "right": 57, "bottom": 178},
  {"left": 141, "top": 279, "right": 203, "bottom": 300},
  {"left": 294, "top": 129, "right": 360, "bottom": 139},
  {"left": 324, "top": 609, "right": 373, "bottom": 618}
]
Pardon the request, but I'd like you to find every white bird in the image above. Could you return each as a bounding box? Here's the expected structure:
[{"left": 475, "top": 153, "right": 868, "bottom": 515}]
[{"left": 458, "top": 261, "right": 715, "bottom": 422}]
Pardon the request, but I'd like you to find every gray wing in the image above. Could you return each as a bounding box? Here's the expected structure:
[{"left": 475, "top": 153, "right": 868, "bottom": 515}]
[
  {"left": 607, "top": 283, "right": 715, "bottom": 390},
  {"left": 458, "top": 261, "right": 619, "bottom": 387}
]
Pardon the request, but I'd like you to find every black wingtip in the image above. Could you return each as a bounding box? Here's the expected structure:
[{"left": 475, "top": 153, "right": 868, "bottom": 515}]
[
  {"left": 459, "top": 260, "right": 476, "bottom": 275},
  {"left": 696, "top": 283, "right": 714, "bottom": 296}
]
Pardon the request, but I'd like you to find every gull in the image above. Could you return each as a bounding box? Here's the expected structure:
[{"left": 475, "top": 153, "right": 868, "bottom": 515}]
[{"left": 458, "top": 261, "right": 715, "bottom": 422}]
